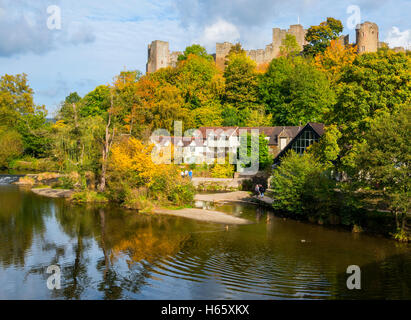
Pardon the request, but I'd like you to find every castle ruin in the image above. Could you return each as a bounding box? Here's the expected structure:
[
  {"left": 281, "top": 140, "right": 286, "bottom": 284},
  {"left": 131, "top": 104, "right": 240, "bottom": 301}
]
[
  {"left": 146, "top": 21, "right": 406, "bottom": 73},
  {"left": 146, "top": 40, "right": 182, "bottom": 74}
]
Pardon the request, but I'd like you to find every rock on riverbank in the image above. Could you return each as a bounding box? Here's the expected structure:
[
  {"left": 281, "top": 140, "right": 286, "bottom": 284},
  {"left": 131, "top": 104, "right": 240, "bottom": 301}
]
[{"left": 31, "top": 188, "right": 74, "bottom": 198}]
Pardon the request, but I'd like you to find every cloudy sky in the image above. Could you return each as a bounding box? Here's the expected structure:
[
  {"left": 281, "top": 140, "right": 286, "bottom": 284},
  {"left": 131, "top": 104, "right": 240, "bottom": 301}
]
[{"left": 1, "top": 0, "right": 410, "bottom": 115}]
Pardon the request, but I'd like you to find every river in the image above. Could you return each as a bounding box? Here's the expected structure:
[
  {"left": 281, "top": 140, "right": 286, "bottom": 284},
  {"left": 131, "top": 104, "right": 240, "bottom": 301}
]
[{"left": 0, "top": 179, "right": 410, "bottom": 299}]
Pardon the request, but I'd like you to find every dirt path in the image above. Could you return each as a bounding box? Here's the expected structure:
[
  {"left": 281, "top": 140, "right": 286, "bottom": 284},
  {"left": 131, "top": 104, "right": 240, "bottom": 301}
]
[{"left": 155, "top": 208, "right": 251, "bottom": 225}]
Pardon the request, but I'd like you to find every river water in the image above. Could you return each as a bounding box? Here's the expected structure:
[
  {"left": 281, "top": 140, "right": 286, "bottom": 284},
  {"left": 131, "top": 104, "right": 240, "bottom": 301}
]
[{"left": 0, "top": 181, "right": 410, "bottom": 299}]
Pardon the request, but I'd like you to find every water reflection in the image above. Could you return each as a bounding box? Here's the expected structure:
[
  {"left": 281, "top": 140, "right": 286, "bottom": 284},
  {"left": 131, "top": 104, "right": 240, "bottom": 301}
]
[{"left": 0, "top": 185, "right": 410, "bottom": 299}]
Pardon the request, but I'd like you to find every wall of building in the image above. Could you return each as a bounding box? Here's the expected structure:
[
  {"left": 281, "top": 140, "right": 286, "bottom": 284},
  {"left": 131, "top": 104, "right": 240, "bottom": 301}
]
[
  {"left": 146, "top": 40, "right": 181, "bottom": 73},
  {"left": 147, "top": 21, "right": 404, "bottom": 73},
  {"left": 356, "top": 22, "right": 379, "bottom": 54}
]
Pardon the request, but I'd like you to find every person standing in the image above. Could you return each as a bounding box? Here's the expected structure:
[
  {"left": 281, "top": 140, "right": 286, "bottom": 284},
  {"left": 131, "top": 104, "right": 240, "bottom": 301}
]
[
  {"left": 184, "top": 169, "right": 189, "bottom": 178},
  {"left": 188, "top": 170, "right": 193, "bottom": 180},
  {"left": 259, "top": 185, "right": 265, "bottom": 198},
  {"left": 255, "top": 184, "right": 260, "bottom": 197}
]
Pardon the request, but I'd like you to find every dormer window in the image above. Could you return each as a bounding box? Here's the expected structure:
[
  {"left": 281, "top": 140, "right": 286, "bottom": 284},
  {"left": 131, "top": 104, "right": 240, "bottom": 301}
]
[{"left": 280, "top": 137, "right": 287, "bottom": 150}]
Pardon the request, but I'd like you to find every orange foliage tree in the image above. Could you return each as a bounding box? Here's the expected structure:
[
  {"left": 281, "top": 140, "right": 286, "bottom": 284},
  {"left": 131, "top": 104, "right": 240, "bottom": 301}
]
[{"left": 314, "top": 40, "right": 357, "bottom": 83}]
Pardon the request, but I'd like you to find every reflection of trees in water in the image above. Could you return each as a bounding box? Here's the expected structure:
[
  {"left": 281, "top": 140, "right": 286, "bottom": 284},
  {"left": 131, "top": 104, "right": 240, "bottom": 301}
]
[
  {"left": 49, "top": 202, "right": 98, "bottom": 299},
  {"left": 0, "top": 187, "right": 51, "bottom": 267},
  {"left": 4, "top": 187, "right": 409, "bottom": 299}
]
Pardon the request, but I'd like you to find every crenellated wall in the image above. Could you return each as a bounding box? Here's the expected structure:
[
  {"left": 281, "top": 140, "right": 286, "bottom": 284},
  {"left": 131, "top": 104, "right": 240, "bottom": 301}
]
[{"left": 146, "top": 21, "right": 404, "bottom": 73}]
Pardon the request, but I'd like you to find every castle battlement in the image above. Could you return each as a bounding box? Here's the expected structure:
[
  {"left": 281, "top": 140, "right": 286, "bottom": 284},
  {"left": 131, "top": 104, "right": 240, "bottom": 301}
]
[{"left": 146, "top": 21, "right": 404, "bottom": 73}]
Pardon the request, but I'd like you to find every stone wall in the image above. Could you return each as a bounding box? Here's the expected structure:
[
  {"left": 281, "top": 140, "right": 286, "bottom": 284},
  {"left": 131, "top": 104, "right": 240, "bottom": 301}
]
[
  {"left": 215, "top": 42, "right": 234, "bottom": 70},
  {"left": 147, "top": 21, "right": 399, "bottom": 73},
  {"left": 146, "top": 40, "right": 181, "bottom": 73},
  {"left": 192, "top": 177, "right": 251, "bottom": 190},
  {"left": 356, "top": 21, "right": 379, "bottom": 54}
]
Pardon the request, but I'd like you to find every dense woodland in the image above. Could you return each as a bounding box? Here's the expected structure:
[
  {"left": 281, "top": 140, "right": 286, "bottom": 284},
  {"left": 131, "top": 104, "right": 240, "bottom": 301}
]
[{"left": 0, "top": 18, "right": 409, "bottom": 239}]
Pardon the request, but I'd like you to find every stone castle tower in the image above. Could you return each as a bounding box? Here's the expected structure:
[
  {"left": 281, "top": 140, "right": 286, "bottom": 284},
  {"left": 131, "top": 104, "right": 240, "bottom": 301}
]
[
  {"left": 146, "top": 40, "right": 181, "bottom": 73},
  {"left": 146, "top": 21, "right": 404, "bottom": 73},
  {"left": 356, "top": 21, "right": 379, "bottom": 54}
]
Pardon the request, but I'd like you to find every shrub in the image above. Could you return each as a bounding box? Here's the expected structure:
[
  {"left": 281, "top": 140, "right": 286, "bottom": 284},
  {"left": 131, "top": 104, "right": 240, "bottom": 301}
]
[
  {"left": 71, "top": 191, "right": 108, "bottom": 203},
  {"left": 0, "top": 129, "right": 23, "bottom": 168},
  {"left": 210, "top": 159, "right": 235, "bottom": 178},
  {"left": 271, "top": 150, "right": 334, "bottom": 218},
  {"left": 107, "top": 138, "right": 195, "bottom": 208}
]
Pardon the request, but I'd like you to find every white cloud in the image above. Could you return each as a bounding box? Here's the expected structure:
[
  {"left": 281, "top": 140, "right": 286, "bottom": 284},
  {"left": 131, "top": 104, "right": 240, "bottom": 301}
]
[
  {"left": 385, "top": 26, "right": 411, "bottom": 49},
  {"left": 0, "top": 1, "right": 96, "bottom": 57},
  {"left": 200, "top": 19, "right": 240, "bottom": 49}
]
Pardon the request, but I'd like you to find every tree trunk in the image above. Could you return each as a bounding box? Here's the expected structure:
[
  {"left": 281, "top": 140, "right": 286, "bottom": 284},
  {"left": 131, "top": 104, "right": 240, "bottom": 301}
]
[{"left": 98, "top": 94, "right": 115, "bottom": 192}]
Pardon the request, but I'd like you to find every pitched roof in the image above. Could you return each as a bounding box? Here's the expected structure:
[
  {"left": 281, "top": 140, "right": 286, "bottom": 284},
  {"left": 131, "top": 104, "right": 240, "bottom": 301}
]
[{"left": 273, "top": 123, "right": 325, "bottom": 164}]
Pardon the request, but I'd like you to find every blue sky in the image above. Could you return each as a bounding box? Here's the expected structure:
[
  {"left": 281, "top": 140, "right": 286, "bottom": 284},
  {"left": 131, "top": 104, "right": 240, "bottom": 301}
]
[{"left": 1, "top": 0, "right": 410, "bottom": 115}]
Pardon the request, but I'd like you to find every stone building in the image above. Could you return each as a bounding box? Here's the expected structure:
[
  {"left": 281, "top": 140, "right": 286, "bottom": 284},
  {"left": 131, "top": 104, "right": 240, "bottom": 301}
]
[
  {"left": 146, "top": 40, "right": 181, "bottom": 73},
  {"left": 146, "top": 21, "right": 406, "bottom": 73},
  {"left": 356, "top": 21, "right": 379, "bottom": 54},
  {"left": 216, "top": 24, "right": 309, "bottom": 70}
]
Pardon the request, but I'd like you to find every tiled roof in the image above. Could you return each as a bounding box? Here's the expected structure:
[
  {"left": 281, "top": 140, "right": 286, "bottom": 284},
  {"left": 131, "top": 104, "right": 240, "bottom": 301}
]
[{"left": 152, "top": 124, "right": 324, "bottom": 148}]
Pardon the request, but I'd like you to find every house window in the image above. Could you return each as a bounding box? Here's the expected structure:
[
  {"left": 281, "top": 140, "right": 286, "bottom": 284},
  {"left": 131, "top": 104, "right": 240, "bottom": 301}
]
[
  {"left": 280, "top": 137, "right": 287, "bottom": 150},
  {"left": 291, "top": 130, "right": 318, "bottom": 155}
]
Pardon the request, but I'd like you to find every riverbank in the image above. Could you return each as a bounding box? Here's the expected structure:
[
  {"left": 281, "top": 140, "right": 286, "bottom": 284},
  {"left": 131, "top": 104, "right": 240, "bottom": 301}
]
[
  {"left": 195, "top": 191, "right": 274, "bottom": 205},
  {"left": 31, "top": 187, "right": 74, "bottom": 198},
  {"left": 154, "top": 208, "right": 251, "bottom": 225},
  {"left": 28, "top": 187, "right": 253, "bottom": 225}
]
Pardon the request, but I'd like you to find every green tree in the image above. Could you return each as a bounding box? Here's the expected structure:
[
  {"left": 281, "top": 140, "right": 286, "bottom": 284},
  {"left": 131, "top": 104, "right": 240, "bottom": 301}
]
[
  {"left": 0, "top": 74, "right": 35, "bottom": 127},
  {"left": 244, "top": 106, "right": 273, "bottom": 127},
  {"left": 58, "top": 92, "right": 82, "bottom": 121},
  {"left": 224, "top": 52, "right": 260, "bottom": 124},
  {"left": 333, "top": 50, "right": 411, "bottom": 172},
  {"left": 303, "top": 17, "right": 343, "bottom": 56},
  {"left": 80, "top": 85, "right": 111, "bottom": 117},
  {"left": 309, "top": 124, "right": 341, "bottom": 168},
  {"left": 353, "top": 106, "right": 410, "bottom": 239},
  {"left": 178, "top": 44, "right": 213, "bottom": 62},
  {"left": 16, "top": 110, "right": 52, "bottom": 157},
  {"left": 271, "top": 150, "right": 334, "bottom": 217},
  {"left": 226, "top": 43, "right": 245, "bottom": 61},
  {"left": 0, "top": 128, "right": 23, "bottom": 168},
  {"left": 259, "top": 56, "right": 335, "bottom": 125},
  {"left": 280, "top": 34, "right": 300, "bottom": 57},
  {"left": 175, "top": 54, "right": 222, "bottom": 111}
]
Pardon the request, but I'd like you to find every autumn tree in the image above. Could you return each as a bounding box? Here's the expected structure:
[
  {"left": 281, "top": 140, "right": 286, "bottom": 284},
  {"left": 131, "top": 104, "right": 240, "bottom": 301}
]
[
  {"left": 303, "top": 17, "right": 344, "bottom": 56},
  {"left": 314, "top": 40, "right": 357, "bottom": 83}
]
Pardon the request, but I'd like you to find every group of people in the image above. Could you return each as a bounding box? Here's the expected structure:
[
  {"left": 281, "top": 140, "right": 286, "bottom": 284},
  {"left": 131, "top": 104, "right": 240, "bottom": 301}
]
[
  {"left": 255, "top": 184, "right": 266, "bottom": 198},
  {"left": 181, "top": 169, "right": 193, "bottom": 180}
]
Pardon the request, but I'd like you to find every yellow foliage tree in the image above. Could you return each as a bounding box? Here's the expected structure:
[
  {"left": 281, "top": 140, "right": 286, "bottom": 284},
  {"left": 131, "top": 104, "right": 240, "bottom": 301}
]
[
  {"left": 314, "top": 40, "right": 357, "bottom": 83},
  {"left": 109, "top": 137, "right": 159, "bottom": 186}
]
